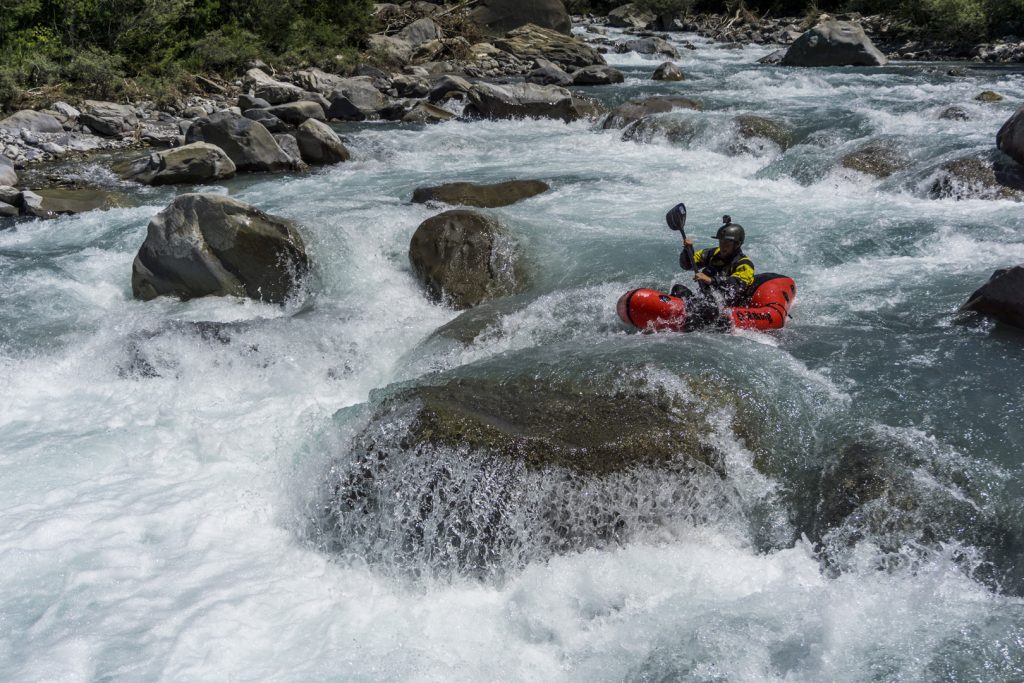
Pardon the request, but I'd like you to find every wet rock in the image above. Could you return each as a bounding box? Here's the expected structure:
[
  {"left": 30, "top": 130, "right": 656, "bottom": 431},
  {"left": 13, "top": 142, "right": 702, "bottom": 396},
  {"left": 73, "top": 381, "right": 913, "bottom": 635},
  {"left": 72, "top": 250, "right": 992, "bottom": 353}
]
[
  {"left": 652, "top": 61, "right": 684, "bottom": 81},
  {"left": 526, "top": 59, "right": 573, "bottom": 87},
  {"left": 244, "top": 68, "right": 303, "bottom": 104},
  {"left": 295, "top": 119, "right": 350, "bottom": 165},
  {"left": 17, "top": 188, "right": 127, "bottom": 218},
  {"left": 427, "top": 75, "right": 474, "bottom": 103},
  {"left": 408, "top": 209, "right": 524, "bottom": 308},
  {"left": 494, "top": 23, "right": 606, "bottom": 70},
  {"left": 960, "top": 265, "right": 1024, "bottom": 329},
  {"left": 401, "top": 102, "right": 456, "bottom": 124},
  {"left": 781, "top": 20, "right": 887, "bottom": 67},
  {"left": 571, "top": 65, "right": 625, "bottom": 86},
  {"left": 616, "top": 37, "right": 680, "bottom": 59},
  {"left": 79, "top": 100, "right": 139, "bottom": 136},
  {"left": 412, "top": 180, "right": 549, "bottom": 208},
  {"left": 185, "top": 111, "right": 294, "bottom": 173},
  {"left": 621, "top": 116, "right": 698, "bottom": 145},
  {"left": 399, "top": 17, "right": 442, "bottom": 46},
  {"left": 997, "top": 105, "right": 1024, "bottom": 166},
  {"left": 975, "top": 90, "right": 1004, "bottom": 102},
  {"left": 391, "top": 74, "right": 431, "bottom": 98},
  {"left": 366, "top": 34, "right": 414, "bottom": 66},
  {"left": 265, "top": 100, "right": 327, "bottom": 126},
  {"left": 469, "top": 0, "right": 571, "bottom": 36},
  {"left": 242, "top": 108, "right": 288, "bottom": 133},
  {"left": 607, "top": 3, "right": 656, "bottom": 29},
  {"left": 119, "top": 142, "right": 236, "bottom": 185},
  {"left": 734, "top": 115, "right": 794, "bottom": 150},
  {"left": 602, "top": 96, "right": 703, "bottom": 130},
  {"left": 327, "top": 78, "right": 389, "bottom": 120},
  {"left": 758, "top": 48, "right": 787, "bottom": 65},
  {"left": 0, "top": 155, "right": 15, "bottom": 187},
  {"left": 132, "top": 193, "right": 309, "bottom": 303},
  {"left": 841, "top": 143, "right": 908, "bottom": 178},
  {"left": 928, "top": 156, "right": 1024, "bottom": 201},
  {"left": 939, "top": 106, "right": 970, "bottom": 121},
  {"left": 238, "top": 94, "right": 271, "bottom": 111},
  {"left": 0, "top": 110, "right": 64, "bottom": 134},
  {"left": 466, "top": 82, "right": 601, "bottom": 122}
]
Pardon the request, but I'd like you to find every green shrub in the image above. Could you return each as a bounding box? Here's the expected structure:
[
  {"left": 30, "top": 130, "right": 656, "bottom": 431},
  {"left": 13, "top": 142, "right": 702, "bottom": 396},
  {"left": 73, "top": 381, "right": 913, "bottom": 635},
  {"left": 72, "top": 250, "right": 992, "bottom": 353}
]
[
  {"left": 62, "top": 47, "right": 126, "bottom": 99},
  {"left": 188, "top": 27, "right": 264, "bottom": 74}
]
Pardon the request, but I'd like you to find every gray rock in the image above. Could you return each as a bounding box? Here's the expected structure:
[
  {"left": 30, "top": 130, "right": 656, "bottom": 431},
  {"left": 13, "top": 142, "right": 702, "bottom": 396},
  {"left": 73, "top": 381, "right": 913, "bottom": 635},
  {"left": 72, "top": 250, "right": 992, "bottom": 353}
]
[
  {"left": 272, "top": 134, "right": 307, "bottom": 170},
  {"left": 781, "top": 20, "right": 887, "bottom": 67},
  {"left": 494, "top": 23, "right": 606, "bottom": 69},
  {"left": 367, "top": 34, "right": 414, "bottom": 65},
  {"left": 242, "top": 108, "right": 288, "bottom": 133},
  {"left": 401, "top": 102, "right": 457, "bottom": 124},
  {"left": 265, "top": 100, "right": 327, "bottom": 126},
  {"left": 243, "top": 68, "right": 303, "bottom": 104},
  {"left": 0, "top": 185, "right": 19, "bottom": 204},
  {"left": 602, "top": 96, "right": 703, "bottom": 129},
  {"left": 131, "top": 193, "right": 309, "bottom": 303},
  {"left": 0, "top": 156, "right": 15, "bottom": 187},
  {"left": 466, "top": 82, "right": 601, "bottom": 122},
  {"left": 238, "top": 94, "right": 271, "bottom": 111},
  {"left": 960, "top": 265, "right": 1024, "bottom": 328},
  {"left": 119, "top": 142, "right": 237, "bottom": 185},
  {"left": 758, "top": 48, "right": 787, "bottom": 65},
  {"left": 940, "top": 106, "right": 970, "bottom": 121},
  {"left": 185, "top": 111, "right": 294, "bottom": 173},
  {"left": 409, "top": 209, "right": 524, "bottom": 308},
  {"left": 295, "top": 119, "right": 350, "bottom": 165},
  {"left": 0, "top": 201, "right": 17, "bottom": 218},
  {"left": 292, "top": 67, "right": 346, "bottom": 95},
  {"left": 841, "top": 143, "right": 908, "bottom": 178},
  {"left": 427, "top": 75, "right": 474, "bottom": 103},
  {"left": 929, "top": 156, "right": 1024, "bottom": 201},
  {"left": 0, "top": 110, "right": 64, "bottom": 134},
  {"left": 572, "top": 65, "right": 625, "bottom": 86},
  {"left": 327, "top": 78, "right": 388, "bottom": 120},
  {"left": 412, "top": 180, "right": 549, "bottom": 208},
  {"left": 469, "top": 0, "right": 571, "bottom": 36},
  {"left": 526, "top": 58, "right": 573, "bottom": 86},
  {"left": 399, "top": 17, "right": 442, "bottom": 47},
  {"left": 391, "top": 74, "right": 431, "bottom": 98},
  {"left": 616, "top": 37, "right": 680, "bottom": 60},
  {"left": 53, "top": 102, "right": 81, "bottom": 121},
  {"left": 734, "top": 115, "right": 795, "bottom": 151},
  {"left": 652, "top": 61, "right": 684, "bottom": 81},
  {"left": 607, "top": 3, "right": 656, "bottom": 29},
  {"left": 998, "top": 105, "right": 1024, "bottom": 166},
  {"left": 975, "top": 90, "right": 1003, "bottom": 102},
  {"left": 79, "top": 100, "right": 139, "bottom": 136},
  {"left": 18, "top": 188, "right": 126, "bottom": 218}
]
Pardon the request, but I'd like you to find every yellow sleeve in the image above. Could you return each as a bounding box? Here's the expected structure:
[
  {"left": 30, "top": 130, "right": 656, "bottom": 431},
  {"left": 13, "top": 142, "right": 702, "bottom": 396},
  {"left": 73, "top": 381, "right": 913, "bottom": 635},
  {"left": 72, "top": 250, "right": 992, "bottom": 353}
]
[
  {"left": 693, "top": 249, "right": 707, "bottom": 266},
  {"left": 732, "top": 262, "right": 755, "bottom": 287}
]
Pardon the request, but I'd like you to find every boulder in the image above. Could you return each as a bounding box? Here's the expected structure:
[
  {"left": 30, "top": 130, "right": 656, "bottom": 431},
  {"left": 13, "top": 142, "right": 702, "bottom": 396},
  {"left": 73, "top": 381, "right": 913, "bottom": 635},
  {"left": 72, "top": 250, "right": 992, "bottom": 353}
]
[
  {"left": 616, "top": 37, "right": 680, "bottom": 59},
  {"left": 265, "top": 100, "right": 327, "bottom": 126},
  {"left": 939, "top": 106, "right": 970, "bottom": 121},
  {"left": 17, "top": 188, "right": 128, "bottom": 218},
  {"left": 607, "top": 3, "right": 656, "bottom": 29},
  {"left": 494, "top": 23, "right": 606, "bottom": 69},
  {"left": 960, "top": 266, "right": 1024, "bottom": 328},
  {"left": 734, "top": 115, "right": 795, "bottom": 151},
  {"left": 0, "top": 201, "right": 17, "bottom": 218},
  {"left": 840, "top": 143, "right": 908, "bottom": 178},
  {"left": 367, "top": 34, "right": 415, "bottom": 65},
  {"left": 469, "top": 0, "right": 571, "bottom": 36},
  {"left": 327, "top": 78, "right": 389, "bottom": 120},
  {"left": 79, "top": 100, "right": 139, "bottom": 136},
  {"left": 0, "top": 185, "right": 18, "bottom": 204},
  {"left": 602, "top": 96, "right": 703, "bottom": 129},
  {"left": 0, "top": 110, "right": 64, "bottom": 134},
  {"left": 571, "top": 65, "right": 625, "bottom": 86},
  {"left": 526, "top": 59, "right": 573, "bottom": 86},
  {"left": 185, "top": 111, "right": 294, "bottom": 173},
  {"left": 391, "top": 74, "right": 431, "bottom": 98},
  {"left": 652, "top": 61, "right": 685, "bottom": 81},
  {"left": 242, "top": 108, "right": 288, "bottom": 133},
  {"left": 119, "top": 142, "right": 236, "bottom": 185},
  {"left": 928, "top": 156, "right": 1024, "bottom": 201},
  {"left": 243, "top": 68, "right": 304, "bottom": 104},
  {"left": 273, "top": 133, "right": 307, "bottom": 169},
  {"left": 621, "top": 116, "right": 699, "bottom": 145},
  {"left": 466, "top": 82, "right": 599, "bottom": 121},
  {"left": 295, "top": 119, "right": 350, "bottom": 165},
  {"left": 997, "top": 105, "right": 1024, "bottom": 166},
  {"left": 758, "top": 48, "right": 787, "bottom": 65},
  {"left": 0, "top": 155, "right": 15, "bottom": 187},
  {"left": 292, "top": 67, "right": 346, "bottom": 95},
  {"left": 781, "top": 20, "right": 887, "bottom": 67},
  {"left": 412, "top": 180, "right": 549, "bottom": 208},
  {"left": 53, "top": 102, "right": 80, "bottom": 122},
  {"left": 131, "top": 193, "right": 309, "bottom": 303},
  {"left": 975, "top": 90, "right": 1003, "bottom": 102},
  {"left": 408, "top": 209, "right": 524, "bottom": 308},
  {"left": 427, "top": 75, "right": 474, "bottom": 103},
  {"left": 410, "top": 39, "right": 447, "bottom": 64},
  {"left": 399, "top": 17, "right": 442, "bottom": 46},
  {"left": 238, "top": 94, "right": 271, "bottom": 111},
  {"left": 401, "top": 102, "right": 457, "bottom": 124}
]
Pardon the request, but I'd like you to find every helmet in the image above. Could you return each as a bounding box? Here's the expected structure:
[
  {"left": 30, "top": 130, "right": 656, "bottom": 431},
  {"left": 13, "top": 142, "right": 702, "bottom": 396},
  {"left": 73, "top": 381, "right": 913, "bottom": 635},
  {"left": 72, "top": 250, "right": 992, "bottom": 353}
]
[{"left": 712, "top": 223, "right": 745, "bottom": 245}]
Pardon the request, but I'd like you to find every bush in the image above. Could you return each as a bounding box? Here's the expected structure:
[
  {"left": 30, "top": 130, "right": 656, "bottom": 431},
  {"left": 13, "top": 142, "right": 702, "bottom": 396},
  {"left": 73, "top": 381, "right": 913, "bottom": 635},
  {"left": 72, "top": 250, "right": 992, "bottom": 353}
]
[
  {"left": 189, "top": 28, "right": 264, "bottom": 74},
  {"left": 62, "top": 48, "right": 126, "bottom": 100}
]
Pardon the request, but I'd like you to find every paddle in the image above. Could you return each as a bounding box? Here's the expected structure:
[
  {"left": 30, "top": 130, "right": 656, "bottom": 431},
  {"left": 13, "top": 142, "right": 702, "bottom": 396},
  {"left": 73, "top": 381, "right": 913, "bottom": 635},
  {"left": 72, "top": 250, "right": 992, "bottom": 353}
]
[{"left": 665, "top": 203, "right": 696, "bottom": 270}]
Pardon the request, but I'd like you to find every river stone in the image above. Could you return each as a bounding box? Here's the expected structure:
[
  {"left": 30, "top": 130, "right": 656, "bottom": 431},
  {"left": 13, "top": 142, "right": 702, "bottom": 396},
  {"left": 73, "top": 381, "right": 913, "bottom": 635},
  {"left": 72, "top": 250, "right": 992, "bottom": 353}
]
[
  {"left": 265, "top": 101, "right": 327, "bottom": 126},
  {"left": 16, "top": 188, "right": 127, "bottom": 218},
  {"left": 367, "top": 34, "right": 414, "bottom": 65},
  {"left": 53, "top": 101, "right": 80, "bottom": 122},
  {"left": 0, "top": 110, "right": 64, "bottom": 134},
  {"left": 466, "top": 82, "right": 599, "bottom": 122},
  {"left": 469, "top": 0, "right": 571, "bottom": 36},
  {"left": 79, "top": 100, "right": 139, "bottom": 136},
  {"left": 273, "top": 133, "right": 306, "bottom": 170},
  {"left": 292, "top": 67, "right": 346, "bottom": 95},
  {"left": 0, "top": 155, "right": 15, "bottom": 187},
  {"left": 119, "top": 142, "right": 236, "bottom": 185},
  {"left": 975, "top": 91, "right": 1003, "bottom": 102},
  {"left": 526, "top": 59, "right": 573, "bottom": 86},
  {"left": 408, "top": 209, "right": 524, "bottom": 309},
  {"left": 939, "top": 106, "right": 970, "bottom": 121},
  {"left": 243, "top": 108, "right": 288, "bottom": 133},
  {"left": 0, "top": 201, "right": 16, "bottom": 217},
  {"left": 401, "top": 102, "right": 456, "bottom": 124},
  {"left": 616, "top": 37, "right": 680, "bottom": 60},
  {"left": 494, "top": 24, "right": 606, "bottom": 69},
  {"left": 841, "top": 143, "right": 908, "bottom": 178},
  {"left": 131, "top": 193, "right": 309, "bottom": 303},
  {"left": 928, "top": 157, "right": 1024, "bottom": 201},
  {"left": 652, "top": 62, "right": 685, "bottom": 81},
  {"left": 399, "top": 17, "right": 442, "bottom": 47},
  {"left": 185, "top": 111, "right": 294, "bottom": 173},
  {"left": 243, "top": 68, "right": 303, "bottom": 104},
  {"left": 997, "top": 105, "right": 1024, "bottom": 166},
  {"left": 391, "top": 74, "right": 431, "bottom": 98},
  {"left": 734, "top": 115, "right": 794, "bottom": 150},
  {"left": 961, "top": 266, "right": 1024, "bottom": 329},
  {"left": 607, "top": 3, "right": 656, "bottom": 29},
  {"left": 0, "top": 186, "right": 18, "bottom": 204},
  {"left": 427, "top": 75, "right": 474, "bottom": 103},
  {"left": 572, "top": 65, "right": 624, "bottom": 86},
  {"left": 781, "top": 20, "right": 887, "bottom": 67},
  {"left": 602, "top": 96, "right": 703, "bottom": 129},
  {"left": 238, "top": 94, "right": 271, "bottom": 111},
  {"left": 621, "top": 115, "right": 698, "bottom": 145},
  {"left": 295, "top": 119, "right": 350, "bottom": 165},
  {"left": 758, "top": 48, "right": 787, "bottom": 65},
  {"left": 327, "top": 79, "right": 388, "bottom": 120},
  {"left": 412, "top": 180, "right": 549, "bottom": 208}
]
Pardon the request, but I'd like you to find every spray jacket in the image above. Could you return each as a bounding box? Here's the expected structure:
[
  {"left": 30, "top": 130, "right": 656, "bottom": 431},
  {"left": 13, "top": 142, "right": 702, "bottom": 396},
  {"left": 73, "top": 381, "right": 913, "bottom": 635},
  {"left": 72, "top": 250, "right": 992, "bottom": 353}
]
[{"left": 680, "top": 246, "right": 755, "bottom": 304}]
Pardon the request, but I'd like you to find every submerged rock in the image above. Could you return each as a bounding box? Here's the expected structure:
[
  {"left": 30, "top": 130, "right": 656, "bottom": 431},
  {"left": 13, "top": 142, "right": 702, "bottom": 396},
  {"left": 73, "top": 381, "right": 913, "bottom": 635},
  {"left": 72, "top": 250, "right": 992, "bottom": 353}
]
[
  {"left": 119, "top": 142, "right": 236, "bottom": 185},
  {"left": 840, "top": 143, "right": 908, "bottom": 178},
  {"left": 939, "top": 106, "right": 970, "bottom": 121},
  {"left": 975, "top": 90, "right": 1004, "bottom": 102},
  {"left": 960, "top": 265, "right": 1024, "bottom": 329},
  {"left": 131, "top": 193, "right": 309, "bottom": 303},
  {"left": 412, "top": 179, "right": 549, "bottom": 208},
  {"left": 928, "top": 156, "right": 1024, "bottom": 201},
  {"left": 652, "top": 61, "right": 685, "bottom": 81},
  {"left": 734, "top": 115, "right": 794, "bottom": 151},
  {"left": 408, "top": 209, "right": 524, "bottom": 309},
  {"left": 621, "top": 116, "right": 698, "bottom": 145},
  {"left": 781, "top": 20, "right": 887, "bottom": 67},
  {"left": 602, "top": 96, "right": 703, "bottom": 130}
]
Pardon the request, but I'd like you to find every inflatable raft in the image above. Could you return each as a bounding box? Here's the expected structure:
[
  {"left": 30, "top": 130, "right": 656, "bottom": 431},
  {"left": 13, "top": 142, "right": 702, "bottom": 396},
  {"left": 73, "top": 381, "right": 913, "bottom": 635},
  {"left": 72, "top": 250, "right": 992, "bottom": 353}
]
[{"left": 617, "top": 273, "right": 797, "bottom": 332}]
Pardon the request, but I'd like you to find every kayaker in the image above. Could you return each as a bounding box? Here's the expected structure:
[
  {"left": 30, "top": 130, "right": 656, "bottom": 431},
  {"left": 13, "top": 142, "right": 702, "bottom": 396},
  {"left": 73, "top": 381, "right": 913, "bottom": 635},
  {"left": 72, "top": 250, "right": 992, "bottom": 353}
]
[{"left": 670, "top": 217, "right": 755, "bottom": 328}]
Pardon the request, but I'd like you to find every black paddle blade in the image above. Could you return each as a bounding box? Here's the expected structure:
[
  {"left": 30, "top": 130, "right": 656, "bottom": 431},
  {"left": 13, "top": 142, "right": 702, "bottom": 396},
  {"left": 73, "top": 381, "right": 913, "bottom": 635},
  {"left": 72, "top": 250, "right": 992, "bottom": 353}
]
[{"left": 666, "top": 203, "right": 687, "bottom": 232}]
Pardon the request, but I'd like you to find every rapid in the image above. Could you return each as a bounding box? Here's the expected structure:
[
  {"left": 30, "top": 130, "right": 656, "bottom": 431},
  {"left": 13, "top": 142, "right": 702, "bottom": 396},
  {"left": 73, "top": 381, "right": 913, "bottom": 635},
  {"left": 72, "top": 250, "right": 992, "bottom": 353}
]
[{"left": 2, "top": 29, "right": 1024, "bottom": 682}]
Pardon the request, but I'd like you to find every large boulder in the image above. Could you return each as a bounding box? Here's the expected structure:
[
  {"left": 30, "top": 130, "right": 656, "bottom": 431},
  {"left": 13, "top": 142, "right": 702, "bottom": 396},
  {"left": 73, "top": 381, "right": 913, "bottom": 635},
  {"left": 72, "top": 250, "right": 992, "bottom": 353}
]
[
  {"left": 401, "top": 102, "right": 457, "bottom": 124},
  {"left": 733, "top": 115, "right": 795, "bottom": 152},
  {"left": 185, "top": 111, "right": 294, "bottom": 173},
  {"left": 782, "top": 20, "right": 887, "bottom": 67},
  {"left": 466, "top": 82, "right": 601, "bottom": 122},
  {"left": 607, "top": 3, "right": 656, "bottom": 29},
  {"left": 997, "top": 105, "right": 1024, "bottom": 166},
  {"left": 840, "top": 143, "right": 908, "bottom": 178},
  {"left": 295, "top": 119, "right": 350, "bottom": 165},
  {"left": 408, "top": 209, "right": 524, "bottom": 308},
  {"left": 399, "top": 17, "right": 443, "bottom": 46},
  {"left": 652, "top": 61, "right": 685, "bottom": 81},
  {"left": 16, "top": 188, "right": 130, "bottom": 218},
  {"left": 412, "top": 180, "right": 550, "bottom": 208},
  {"left": 131, "top": 193, "right": 309, "bottom": 303},
  {"left": 928, "top": 156, "right": 1024, "bottom": 201},
  {"left": 602, "top": 96, "right": 703, "bottom": 129},
  {"left": 265, "top": 100, "right": 327, "bottom": 126},
  {"left": 0, "top": 110, "right": 64, "bottom": 134},
  {"left": 243, "top": 68, "right": 303, "bottom": 104},
  {"left": 79, "top": 100, "right": 139, "bottom": 136},
  {"left": 242, "top": 108, "right": 288, "bottom": 133},
  {"left": 960, "top": 266, "right": 1024, "bottom": 329},
  {"left": 526, "top": 59, "right": 573, "bottom": 86},
  {"left": 366, "top": 34, "right": 414, "bottom": 65},
  {"left": 291, "top": 67, "right": 346, "bottom": 96},
  {"left": 494, "top": 23, "right": 606, "bottom": 69},
  {"left": 427, "top": 75, "right": 474, "bottom": 103},
  {"left": 469, "top": 0, "right": 571, "bottom": 36},
  {"left": 571, "top": 65, "right": 625, "bottom": 86},
  {"left": 616, "top": 37, "right": 680, "bottom": 60},
  {"left": 0, "top": 155, "right": 15, "bottom": 187},
  {"left": 119, "top": 142, "right": 236, "bottom": 185},
  {"left": 326, "top": 78, "right": 389, "bottom": 120}
]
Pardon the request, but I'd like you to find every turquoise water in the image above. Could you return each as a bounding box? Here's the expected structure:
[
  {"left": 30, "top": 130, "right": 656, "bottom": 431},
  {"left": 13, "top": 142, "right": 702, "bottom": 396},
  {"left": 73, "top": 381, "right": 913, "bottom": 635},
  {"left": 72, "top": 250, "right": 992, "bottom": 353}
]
[{"left": 2, "top": 30, "right": 1024, "bottom": 681}]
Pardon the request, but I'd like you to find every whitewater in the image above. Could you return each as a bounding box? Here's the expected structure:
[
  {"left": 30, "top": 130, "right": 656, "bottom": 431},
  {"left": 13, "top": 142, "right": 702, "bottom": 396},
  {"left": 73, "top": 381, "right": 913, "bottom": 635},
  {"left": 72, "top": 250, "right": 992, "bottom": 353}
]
[{"left": 2, "top": 29, "right": 1024, "bottom": 682}]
